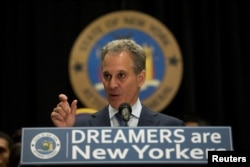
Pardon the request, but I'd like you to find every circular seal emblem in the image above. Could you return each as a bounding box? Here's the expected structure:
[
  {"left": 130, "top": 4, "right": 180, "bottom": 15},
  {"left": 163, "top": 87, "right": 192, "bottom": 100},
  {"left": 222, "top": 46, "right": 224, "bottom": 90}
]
[
  {"left": 69, "top": 10, "right": 183, "bottom": 112},
  {"left": 30, "top": 132, "right": 61, "bottom": 159}
]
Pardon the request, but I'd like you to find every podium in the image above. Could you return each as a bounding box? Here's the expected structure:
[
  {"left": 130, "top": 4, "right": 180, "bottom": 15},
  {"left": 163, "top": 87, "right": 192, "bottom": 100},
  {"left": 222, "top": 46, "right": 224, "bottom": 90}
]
[{"left": 20, "top": 126, "right": 233, "bottom": 166}]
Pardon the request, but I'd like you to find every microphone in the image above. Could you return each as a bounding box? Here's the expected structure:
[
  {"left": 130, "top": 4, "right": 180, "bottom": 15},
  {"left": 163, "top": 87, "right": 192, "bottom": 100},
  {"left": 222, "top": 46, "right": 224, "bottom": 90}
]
[{"left": 118, "top": 103, "right": 132, "bottom": 125}]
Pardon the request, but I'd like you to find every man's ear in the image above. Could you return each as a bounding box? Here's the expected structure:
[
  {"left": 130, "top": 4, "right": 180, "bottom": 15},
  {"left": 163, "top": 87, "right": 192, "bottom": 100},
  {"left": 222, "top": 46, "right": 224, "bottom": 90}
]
[{"left": 137, "top": 70, "right": 146, "bottom": 86}]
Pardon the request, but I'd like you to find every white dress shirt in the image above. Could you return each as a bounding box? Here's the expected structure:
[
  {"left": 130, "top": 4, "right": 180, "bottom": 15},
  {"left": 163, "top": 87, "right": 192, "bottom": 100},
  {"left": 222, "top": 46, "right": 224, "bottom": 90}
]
[{"left": 109, "top": 98, "right": 142, "bottom": 127}]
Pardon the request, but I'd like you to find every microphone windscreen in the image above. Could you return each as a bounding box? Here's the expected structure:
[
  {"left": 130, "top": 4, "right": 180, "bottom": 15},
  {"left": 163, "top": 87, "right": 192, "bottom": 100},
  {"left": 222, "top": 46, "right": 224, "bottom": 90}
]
[{"left": 118, "top": 103, "right": 132, "bottom": 122}]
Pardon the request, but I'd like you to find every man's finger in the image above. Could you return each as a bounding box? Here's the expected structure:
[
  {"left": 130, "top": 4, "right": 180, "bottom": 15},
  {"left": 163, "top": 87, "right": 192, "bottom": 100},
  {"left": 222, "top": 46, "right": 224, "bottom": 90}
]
[
  {"left": 58, "top": 94, "right": 68, "bottom": 102},
  {"left": 70, "top": 99, "right": 78, "bottom": 115}
]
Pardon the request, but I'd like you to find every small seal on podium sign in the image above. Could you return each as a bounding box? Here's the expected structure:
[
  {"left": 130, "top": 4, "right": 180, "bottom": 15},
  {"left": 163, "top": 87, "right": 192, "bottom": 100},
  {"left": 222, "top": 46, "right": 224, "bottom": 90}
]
[{"left": 30, "top": 132, "right": 61, "bottom": 159}]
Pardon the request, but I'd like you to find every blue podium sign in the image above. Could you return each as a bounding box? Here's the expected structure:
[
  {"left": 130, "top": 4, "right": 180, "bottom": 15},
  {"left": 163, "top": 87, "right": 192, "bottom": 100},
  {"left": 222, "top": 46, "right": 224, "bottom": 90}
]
[{"left": 21, "top": 127, "right": 233, "bottom": 165}]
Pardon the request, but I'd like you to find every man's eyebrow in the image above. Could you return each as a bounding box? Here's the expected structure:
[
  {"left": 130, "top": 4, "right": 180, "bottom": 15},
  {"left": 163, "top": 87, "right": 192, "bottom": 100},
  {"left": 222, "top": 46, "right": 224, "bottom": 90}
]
[
  {"left": 102, "top": 70, "right": 109, "bottom": 74},
  {"left": 118, "top": 70, "right": 126, "bottom": 73}
]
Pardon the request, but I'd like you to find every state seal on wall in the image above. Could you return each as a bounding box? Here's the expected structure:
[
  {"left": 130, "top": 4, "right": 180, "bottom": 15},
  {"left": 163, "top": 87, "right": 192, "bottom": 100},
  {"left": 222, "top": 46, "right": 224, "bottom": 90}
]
[{"left": 69, "top": 10, "right": 183, "bottom": 112}]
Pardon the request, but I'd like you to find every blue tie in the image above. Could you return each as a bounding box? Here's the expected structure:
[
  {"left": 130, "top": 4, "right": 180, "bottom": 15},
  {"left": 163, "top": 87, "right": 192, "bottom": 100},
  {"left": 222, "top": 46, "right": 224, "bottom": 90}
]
[{"left": 115, "top": 113, "right": 126, "bottom": 126}]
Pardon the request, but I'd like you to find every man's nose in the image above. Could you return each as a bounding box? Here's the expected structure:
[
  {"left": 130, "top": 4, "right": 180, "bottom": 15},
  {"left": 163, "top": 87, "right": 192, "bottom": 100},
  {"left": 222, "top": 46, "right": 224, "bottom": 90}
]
[{"left": 109, "top": 77, "right": 118, "bottom": 88}]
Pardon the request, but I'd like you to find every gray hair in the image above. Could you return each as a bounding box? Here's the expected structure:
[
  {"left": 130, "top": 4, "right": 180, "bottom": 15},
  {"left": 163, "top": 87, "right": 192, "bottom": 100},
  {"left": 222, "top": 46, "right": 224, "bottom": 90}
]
[{"left": 100, "top": 39, "right": 146, "bottom": 74}]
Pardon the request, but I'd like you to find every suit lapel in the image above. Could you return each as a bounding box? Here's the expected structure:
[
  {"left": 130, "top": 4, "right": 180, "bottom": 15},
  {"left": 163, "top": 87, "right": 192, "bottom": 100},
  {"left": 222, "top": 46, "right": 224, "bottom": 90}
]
[
  {"left": 138, "top": 105, "right": 160, "bottom": 126},
  {"left": 89, "top": 105, "right": 160, "bottom": 126},
  {"left": 90, "top": 106, "right": 111, "bottom": 126}
]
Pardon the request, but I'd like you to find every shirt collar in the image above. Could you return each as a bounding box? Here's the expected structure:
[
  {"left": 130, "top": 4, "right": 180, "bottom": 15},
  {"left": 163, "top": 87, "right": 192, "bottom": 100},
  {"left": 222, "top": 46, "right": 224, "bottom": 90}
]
[{"left": 109, "top": 98, "right": 142, "bottom": 119}]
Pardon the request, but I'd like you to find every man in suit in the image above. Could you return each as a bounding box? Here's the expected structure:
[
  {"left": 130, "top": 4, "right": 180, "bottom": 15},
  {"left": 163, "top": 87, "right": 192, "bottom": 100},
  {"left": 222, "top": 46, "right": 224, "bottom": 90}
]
[{"left": 51, "top": 39, "right": 184, "bottom": 127}]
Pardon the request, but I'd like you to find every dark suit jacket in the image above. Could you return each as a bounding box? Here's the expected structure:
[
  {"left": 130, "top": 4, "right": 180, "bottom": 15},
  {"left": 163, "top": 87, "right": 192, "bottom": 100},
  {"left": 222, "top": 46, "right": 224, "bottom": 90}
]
[{"left": 74, "top": 104, "right": 184, "bottom": 127}]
